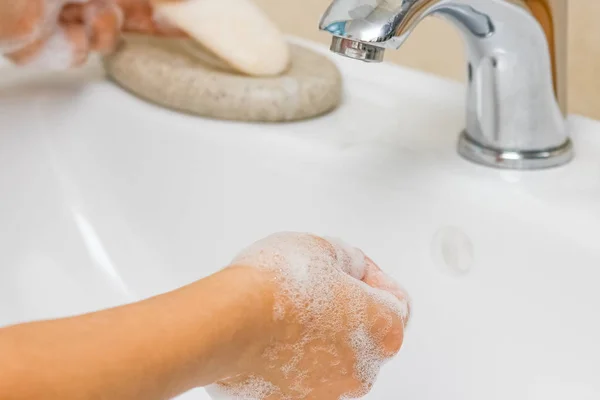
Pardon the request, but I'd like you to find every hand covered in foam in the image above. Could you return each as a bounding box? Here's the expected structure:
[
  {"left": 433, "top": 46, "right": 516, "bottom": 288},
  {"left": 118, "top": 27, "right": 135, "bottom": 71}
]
[
  {"left": 208, "top": 233, "right": 410, "bottom": 400},
  {"left": 0, "top": 0, "right": 183, "bottom": 68}
]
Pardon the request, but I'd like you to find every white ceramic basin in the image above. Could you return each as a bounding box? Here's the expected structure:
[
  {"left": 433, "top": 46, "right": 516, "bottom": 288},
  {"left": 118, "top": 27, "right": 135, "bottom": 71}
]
[{"left": 1, "top": 40, "right": 600, "bottom": 400}]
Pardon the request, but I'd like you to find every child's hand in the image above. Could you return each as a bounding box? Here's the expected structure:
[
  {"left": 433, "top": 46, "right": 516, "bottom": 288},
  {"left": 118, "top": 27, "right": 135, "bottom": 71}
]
[
  {"left": 209, "top": 233, "right": 410, "bottom": 400},
  {"left": 0, "top": 0, "right": 184, "bottom": 68}
]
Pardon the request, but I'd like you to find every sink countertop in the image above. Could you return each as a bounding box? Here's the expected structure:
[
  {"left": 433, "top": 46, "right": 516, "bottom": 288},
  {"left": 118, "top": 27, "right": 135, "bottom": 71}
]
[{"left": 1, "top": 39, "right": 599, "bottom": 400}]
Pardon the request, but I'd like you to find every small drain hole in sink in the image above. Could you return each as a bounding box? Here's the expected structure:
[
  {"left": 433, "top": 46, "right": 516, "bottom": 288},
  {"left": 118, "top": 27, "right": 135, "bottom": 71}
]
[{"left": 431, "top": 226, "right": 474, "bottom": 276}]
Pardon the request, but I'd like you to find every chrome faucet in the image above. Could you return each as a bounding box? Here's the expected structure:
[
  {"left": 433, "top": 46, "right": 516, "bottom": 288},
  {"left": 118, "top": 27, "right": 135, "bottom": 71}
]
[{"left": 319, "top": 0, "right": 572, "bottom": 169}]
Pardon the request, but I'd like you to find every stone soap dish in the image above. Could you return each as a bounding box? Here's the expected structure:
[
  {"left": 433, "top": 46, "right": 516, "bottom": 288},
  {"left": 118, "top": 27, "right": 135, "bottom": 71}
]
[{"left": 103, "top": 35, "right": 343, "bottom": 122}]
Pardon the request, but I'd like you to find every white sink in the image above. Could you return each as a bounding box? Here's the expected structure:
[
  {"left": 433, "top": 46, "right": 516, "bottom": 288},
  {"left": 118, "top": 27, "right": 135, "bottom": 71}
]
[{"left": 1, "top": 40, "right": 599, "bottom": 400}]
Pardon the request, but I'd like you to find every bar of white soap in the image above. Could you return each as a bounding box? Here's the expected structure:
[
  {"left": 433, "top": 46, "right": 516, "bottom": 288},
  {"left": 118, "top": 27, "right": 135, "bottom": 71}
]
[
  {"left": 104, "top": 35, "right": 342, "bottom": 123},
  {"left": 155, "top": 0, "right": 291, "bottom": 77}
]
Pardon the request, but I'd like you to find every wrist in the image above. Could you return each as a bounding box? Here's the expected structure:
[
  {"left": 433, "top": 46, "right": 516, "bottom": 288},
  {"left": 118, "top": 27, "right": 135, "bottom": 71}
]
[{"left": 174, "top": 265, "right": 278, "bottom": 386}]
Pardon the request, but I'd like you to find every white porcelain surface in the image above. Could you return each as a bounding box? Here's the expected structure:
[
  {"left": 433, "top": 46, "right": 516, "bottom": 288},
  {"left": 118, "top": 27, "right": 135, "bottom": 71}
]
[{"left": 1, "top": 41, "right": 599, "bottom": 400}]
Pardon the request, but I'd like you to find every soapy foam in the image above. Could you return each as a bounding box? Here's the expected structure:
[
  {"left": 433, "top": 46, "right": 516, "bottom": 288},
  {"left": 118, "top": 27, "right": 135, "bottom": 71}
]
[
  {"left": 27, "top": 27, "right": 74, "bottom": 70},
  {"left": 209, "top": 233, "right": 409, "bottom": 400},
  {"left": 0, "top": 33, "right": 37, "bottom": 54},
  {"left": 349, "top": 325, "right": 385, "bottom": 390},
  {"left": 206, "top": 376, "right": 278, "bottom": 400},
  {"left": 324, "top": 236, "right": 368, "bottom": 280}
]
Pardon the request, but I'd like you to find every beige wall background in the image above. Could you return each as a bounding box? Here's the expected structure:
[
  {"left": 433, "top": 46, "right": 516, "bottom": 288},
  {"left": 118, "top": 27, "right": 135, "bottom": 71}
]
[{"left": 255, "top": 0, "right": 600, "bottom": 119}]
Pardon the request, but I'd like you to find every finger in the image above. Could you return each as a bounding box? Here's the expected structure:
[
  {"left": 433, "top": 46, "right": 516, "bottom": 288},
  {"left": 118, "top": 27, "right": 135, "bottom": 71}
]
[
  {"left": 363, "top": 257, "right": 410, "bottom": 305},
  {"left": 365, "top": 288, "right": 405, "bottom": 358},
  {"left": 59, "top": 3, "right": 84, "bottom": 24},
  {"left": 117, "top": 0, "right": 185, "bottom": 36},
  {"left": 362, "top": 258, "right": 411, "bottom": 333},
  {"left": 0, "top": 0, "right": 42, "bottom": 38},
  {"left": 60, "top": 1, "right": 123, "bottom": 55},
  {"left": 0, "top": 0, "right": 51, "bottom": 52},
  {"left": 6, "top": 23, "right": 90, "bottom": 69},
  {"left": 82, "top": 0, "right": 123, "bottom": 54},
  {"left": 322, "top": 237, "right": 367, "bottom": 280},
  {"left": 370, "top": 301, "right": 405, "bottom": 357}
]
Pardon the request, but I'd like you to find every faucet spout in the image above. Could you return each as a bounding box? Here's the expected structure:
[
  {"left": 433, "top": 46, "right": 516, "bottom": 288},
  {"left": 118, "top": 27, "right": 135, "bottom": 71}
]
[{"left": 319, "top": 0, "right": 572, "bottom": 170}]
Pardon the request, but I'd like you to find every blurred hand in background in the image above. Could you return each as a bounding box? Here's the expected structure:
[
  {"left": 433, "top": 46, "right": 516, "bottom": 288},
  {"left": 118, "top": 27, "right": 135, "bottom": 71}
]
[{"left": 0, "top": 0, "right": 185, "bottom": 68}]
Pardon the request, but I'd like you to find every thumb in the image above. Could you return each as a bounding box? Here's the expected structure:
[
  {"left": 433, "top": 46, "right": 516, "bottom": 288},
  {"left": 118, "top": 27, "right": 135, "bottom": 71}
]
[
  {"left": 362, "top": 257, "right": 411, "bottom": 327},
  {"left": 361, "top": 258, "right": 410, "bottom": 358}
]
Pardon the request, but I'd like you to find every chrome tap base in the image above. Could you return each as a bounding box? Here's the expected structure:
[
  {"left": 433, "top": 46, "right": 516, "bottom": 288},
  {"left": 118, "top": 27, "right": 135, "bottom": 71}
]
[{"left": 458, "top": 132, "right": 574, "bottom": 170}]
